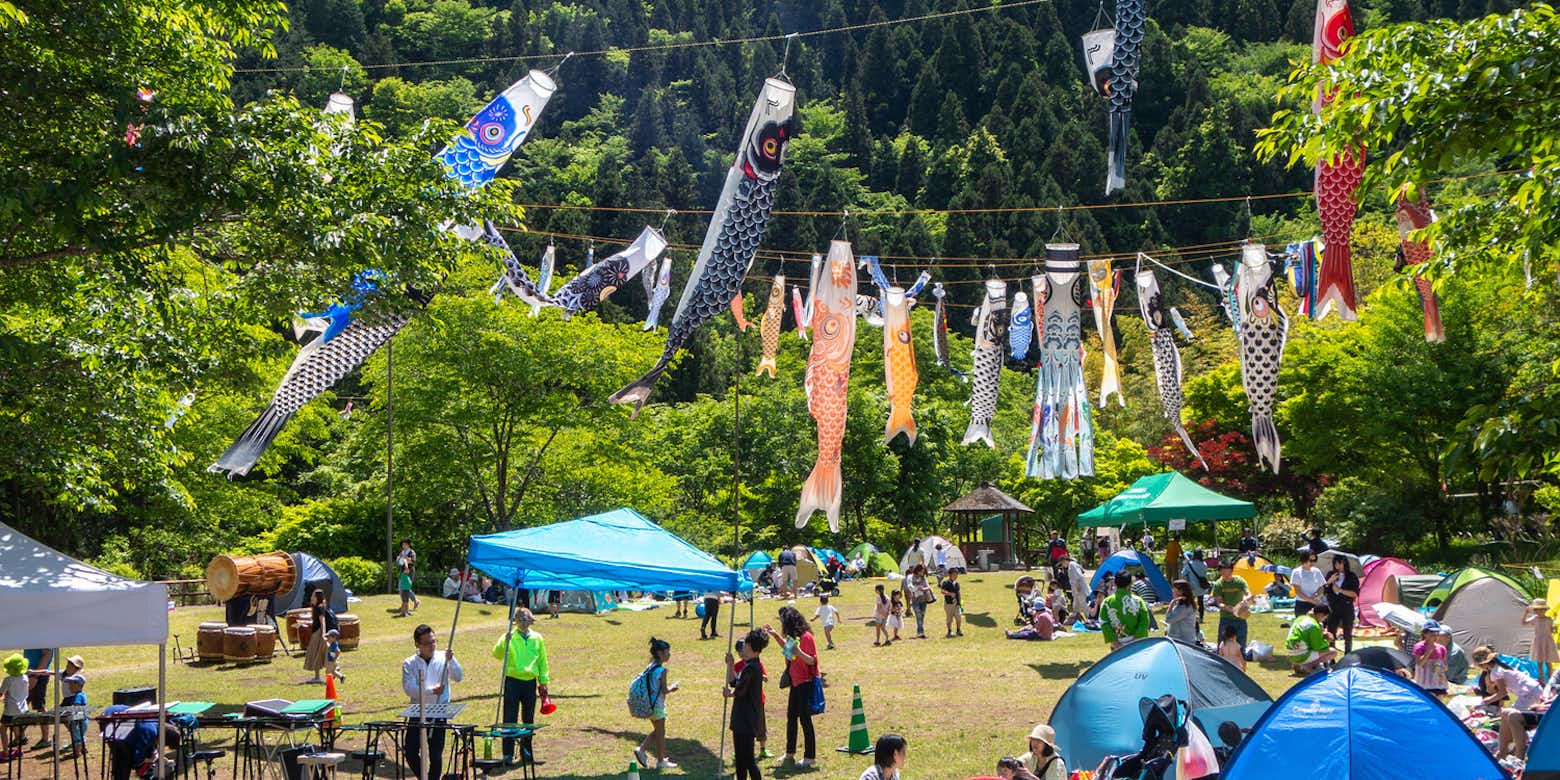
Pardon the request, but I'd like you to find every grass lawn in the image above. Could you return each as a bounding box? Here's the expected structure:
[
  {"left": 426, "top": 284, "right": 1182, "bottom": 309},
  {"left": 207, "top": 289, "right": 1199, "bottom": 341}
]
[{"left": 19, "top": 574, "right": 1308, "bottom": 779}]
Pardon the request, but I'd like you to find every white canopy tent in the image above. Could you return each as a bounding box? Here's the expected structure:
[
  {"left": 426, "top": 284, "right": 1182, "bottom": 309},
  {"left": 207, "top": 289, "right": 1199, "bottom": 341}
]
[{"left": 0, "top": 522, "right": 170, "bottom": 780}]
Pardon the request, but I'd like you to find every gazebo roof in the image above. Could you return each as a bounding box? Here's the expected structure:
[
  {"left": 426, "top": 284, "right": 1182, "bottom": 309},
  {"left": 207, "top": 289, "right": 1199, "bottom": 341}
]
[{"left": 942, "top": 482, "right": 1033, "bottom": 515}]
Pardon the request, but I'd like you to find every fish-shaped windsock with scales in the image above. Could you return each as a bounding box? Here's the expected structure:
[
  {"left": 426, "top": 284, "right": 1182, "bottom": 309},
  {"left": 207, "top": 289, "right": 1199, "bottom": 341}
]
[
  {"left": 756, "top": 273, "right": 786, "bottom": 377},
  {"left": 436, "top": 70, "right": 556, "bottom": 188},
  {"left": 1236, "top": 243, "right": 1289, "bottom": 473},
  {"left": 883, "top": 286, "right": 918, "bottom": 445},
  {"left": 962, "top": 279, "right": 1008, "bottom": 448},
  {"left": 1087, "top": 259, "right": 1124, "bottom": 407},
  {"left": 1136, "top": 266, "right": 1205, "bottom": 470},
  {"left": 1394, "top": 194, "right": 1445, "bottom": 342},
  {"left": 1105, "top": 0, "right": 1145, "bottom": 194},
  {"left": 796, "top": 241, "right": 857, "bottom": 531},
  {"left": 1312, "top": 0, "right": 1364, "bottom": 321},
  {"left": 643, "top": 256, "right": 672, "bottom": 331},
  {"left": 609, "top": 78, "right": 797, "bottom": 416}
]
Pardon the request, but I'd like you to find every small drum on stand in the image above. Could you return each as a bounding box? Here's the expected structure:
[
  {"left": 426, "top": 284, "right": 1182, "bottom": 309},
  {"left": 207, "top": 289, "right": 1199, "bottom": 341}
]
[
  {"left": 224, "top": 626, "right": 257, "bottom": 664},
  {"left": 197, "top": 622, "right": 227, "bottom": 662},
  {"left": 285, "top": 608, "right": 311, "bottom": 644},
  {"left": 336, "top": 614, "right": 361, "bottom": 650},
  {"left": 253, "top": 624, "right": 278, "bottom": 661}
]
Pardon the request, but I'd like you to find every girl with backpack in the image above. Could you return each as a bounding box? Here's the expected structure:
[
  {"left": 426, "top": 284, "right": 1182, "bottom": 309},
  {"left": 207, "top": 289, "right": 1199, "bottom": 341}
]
[
  {"left": 631, "top": 637, "right": 679, "bottom": 770},
  {"left": 765, "top": 606, "right": 819, "bottom": 768}
]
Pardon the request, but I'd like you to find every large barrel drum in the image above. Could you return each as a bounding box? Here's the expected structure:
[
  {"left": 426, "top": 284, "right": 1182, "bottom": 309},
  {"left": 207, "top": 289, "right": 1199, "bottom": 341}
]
[
  {"left": 253, "top": 624, "right": 278, "bottom": 661},
  {"left": 223, "top": 627, "right": 257, "bottom": 664},
  {"left": 206, "top": 552, "right": 297, "bottom": 603},
  {"left": 197, "top": 622, "right": 227, "bottom": 662},
  {"left": 285, "top": 608, "right": 312, "bottom": 644},
  {"left": 336, "top": 614, "right": 361, "bottom": 650}
]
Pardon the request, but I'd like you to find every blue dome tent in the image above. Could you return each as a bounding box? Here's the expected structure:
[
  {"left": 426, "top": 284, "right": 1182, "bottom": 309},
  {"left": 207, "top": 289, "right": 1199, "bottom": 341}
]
[
  {"left": 1049, "top": 637, "right": 1271, "bottom": 770},
  {"left": 1222, "top": 666, "right": 1506, "bottom": 780},
  {"left": 1089, "top": 549, "right": 1173, "bottom": 602},
  {"left": 741, "top": 550, "right": 772, "bottom": 573},
  {"left": 1526, "top": 700, "right": 1560, "bottom": 779}
]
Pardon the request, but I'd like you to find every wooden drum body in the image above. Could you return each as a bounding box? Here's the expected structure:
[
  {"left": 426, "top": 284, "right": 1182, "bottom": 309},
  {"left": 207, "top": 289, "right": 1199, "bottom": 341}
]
[
  {"left": 285, "top": 608, "right": 311, "bottom": 644},
  {"left": 223, "top": 627, "right": 257, "bottom": 664},
  {"left": 296, "top": 618, "right": 314, "bottom": 649},
  {"left": 253, "top": 624, "right": 277, "bottom": 660},
  {"left": 206, "top": 552, "right": 297, "bottom": 604},
  {"left": 197, "top": 622, "right": 227, "bottom": 661},
  {"left": 336, "top": 614, "right": 360, "bottom": 650}
]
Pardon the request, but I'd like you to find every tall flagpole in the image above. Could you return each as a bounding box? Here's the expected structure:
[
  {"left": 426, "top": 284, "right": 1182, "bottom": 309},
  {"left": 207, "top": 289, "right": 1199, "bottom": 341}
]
[{"left": 386, "top": 340, "right": 396, "bottom": 593}]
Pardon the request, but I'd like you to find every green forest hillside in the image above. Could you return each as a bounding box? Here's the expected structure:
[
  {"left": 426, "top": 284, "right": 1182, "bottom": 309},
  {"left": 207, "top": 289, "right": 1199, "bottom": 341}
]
[{"left": 2, "top": 0, "right": 1554, "bottom": 583}]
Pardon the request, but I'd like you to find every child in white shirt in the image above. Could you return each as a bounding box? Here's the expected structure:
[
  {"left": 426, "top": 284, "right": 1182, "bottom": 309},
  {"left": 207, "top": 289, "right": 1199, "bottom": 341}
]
[{"left": 814, "top": 595, "right": 839, "bottom": 650}]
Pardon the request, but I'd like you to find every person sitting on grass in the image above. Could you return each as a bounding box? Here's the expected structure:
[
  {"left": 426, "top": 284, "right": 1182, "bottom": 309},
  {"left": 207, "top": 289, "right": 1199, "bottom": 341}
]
[
  {"left": 859, "top": 733, "right": 907, "bottom": 780},
  {"left": 1285, "top": 601, "right": 1339, "bottom": 675},
  {"left": 996, "top": 756, "right": 1041, "bottom": 780},
  {"left": 1017, "top": 723, "right": 1067, "bottom": 779},
  {"left": 1474, "top": 645, "right": 1549, "bottom": 765},
  {"left": 1101, "top": 572, "right": 1151, "bottom": 650}
]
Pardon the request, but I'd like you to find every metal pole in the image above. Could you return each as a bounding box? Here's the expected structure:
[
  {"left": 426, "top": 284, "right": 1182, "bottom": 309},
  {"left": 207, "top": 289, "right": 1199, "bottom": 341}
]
[
  {"left": 386, "top": 340, "right": 396, "bottom": 593},
  {"left": 156, "top": 646, "right": 166, "bottom": 780},
  {"left": 718, "top": 379, "right": 740, "bottom": 778},
  {"left": 51, "top": 648, "right": 59, "bottom": 780},
  {"left": 441, "top": 553, "right": 471, "bottom": 694}
]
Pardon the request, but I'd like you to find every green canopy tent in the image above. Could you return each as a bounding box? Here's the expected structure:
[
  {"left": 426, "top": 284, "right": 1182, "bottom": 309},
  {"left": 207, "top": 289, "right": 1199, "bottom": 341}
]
[{"left": 1077, "top": 472, "right": 1255, "bottom": 527}]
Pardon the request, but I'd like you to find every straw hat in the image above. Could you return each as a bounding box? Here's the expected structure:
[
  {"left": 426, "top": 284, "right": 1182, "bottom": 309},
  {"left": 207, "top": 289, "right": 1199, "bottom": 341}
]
[
  {"left": 1027, "top": 724, "right": 1059, "bottom": 751},
  {"left": 1533, "top": 598, "right": 1549, "bottom": 611},
  {"left": 66, "top": 655, "right": 85, "bottom": 670}
]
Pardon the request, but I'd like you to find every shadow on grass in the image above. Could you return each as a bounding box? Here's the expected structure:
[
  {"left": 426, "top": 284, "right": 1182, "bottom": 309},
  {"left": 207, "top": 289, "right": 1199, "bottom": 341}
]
[
  {"left": 961, "top": 611, "right": 998, "bottom": 628},
  {"left": 575, "top": 726, "right": 723, "bottom": 775},
  {"left": 1027, "top": 660, "right": 1092, "bottom": 679}
]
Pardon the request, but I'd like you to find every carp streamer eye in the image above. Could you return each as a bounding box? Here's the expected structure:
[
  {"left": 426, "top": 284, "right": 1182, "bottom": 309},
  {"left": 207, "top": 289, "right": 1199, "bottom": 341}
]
[
  {"left": 480, "top": 123, "right": 507, "bottom": 144},
  {"left": 897, "top": 329, "right": 911, "bottom": 345},
  {"left": 1252, "top": 295, "right": 1269, "bottom": 318},
  {"left": 764, "top": 138, "right": 778, "bottom": 157}
]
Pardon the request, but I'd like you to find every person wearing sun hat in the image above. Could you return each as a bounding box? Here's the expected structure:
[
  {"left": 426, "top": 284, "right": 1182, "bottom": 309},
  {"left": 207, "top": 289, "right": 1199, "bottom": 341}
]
[
  {"left": 1525, "top": 597, "right": 1560, "bottom": 680},
  {"left": 1017, "top": 723, "right": 1067, "bottom": 780}
]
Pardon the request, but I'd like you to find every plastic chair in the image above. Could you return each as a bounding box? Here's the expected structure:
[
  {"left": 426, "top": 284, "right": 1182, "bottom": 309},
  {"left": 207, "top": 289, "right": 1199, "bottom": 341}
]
[{"left": 297, "top": 751, "right": 346, "bottom": 779}]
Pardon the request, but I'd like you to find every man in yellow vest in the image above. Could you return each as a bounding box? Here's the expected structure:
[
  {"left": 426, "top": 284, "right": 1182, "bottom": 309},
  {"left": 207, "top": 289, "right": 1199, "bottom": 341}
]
[{"left": 493, "top": 608, "right": 550, "bottom": 766}]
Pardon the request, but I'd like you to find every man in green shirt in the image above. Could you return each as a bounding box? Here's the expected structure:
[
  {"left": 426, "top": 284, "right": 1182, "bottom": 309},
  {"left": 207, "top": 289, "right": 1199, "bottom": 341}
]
[
  {"left": 492, "top": 608, "right": 550, "bottom": 766},
  {"left": 1101, "top": 572, "right": 1151, "bottom": 649},
  {"left": 1211, "top": 560, "right": 1251, "bottom": 650},
  {"left": 1285, "top": 601, "right": 1338, "bottom": 674}
]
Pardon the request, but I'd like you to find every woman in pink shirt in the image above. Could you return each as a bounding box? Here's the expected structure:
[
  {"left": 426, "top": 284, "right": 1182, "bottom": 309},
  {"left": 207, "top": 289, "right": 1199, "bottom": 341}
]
[{"left": 765, "top": 606, "right": 819, "bottom": 768}]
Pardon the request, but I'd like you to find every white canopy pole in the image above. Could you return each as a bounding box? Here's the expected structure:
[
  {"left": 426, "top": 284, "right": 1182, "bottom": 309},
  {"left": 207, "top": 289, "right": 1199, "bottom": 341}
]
[{"left": 157, "top": 645, "right": 166, "bottom": 780}]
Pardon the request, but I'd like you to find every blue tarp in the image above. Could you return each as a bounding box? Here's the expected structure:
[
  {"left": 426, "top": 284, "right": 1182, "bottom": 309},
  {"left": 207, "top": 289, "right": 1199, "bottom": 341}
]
[
  {"left": 1049, "top": 638, "right": 1271, "bottom": 770},
  {"left": 467, "top": 508, "right": 749, "bottom": 593},
  {"left": 1089, "top": 549, "right": 1173, "bottom": 601},
  {"left": 1223, "top": 666, "right": 1506, "bottom": 780},
  {"left": 741, "top": 551, "right": 772, "bottom": 572}
]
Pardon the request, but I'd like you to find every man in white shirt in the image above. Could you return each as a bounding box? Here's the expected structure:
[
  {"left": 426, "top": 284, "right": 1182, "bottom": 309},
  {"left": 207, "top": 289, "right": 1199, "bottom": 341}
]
[
  {"left": 442, "top": 569, "right": 461, "bottom": 599},
  {"left": 934, "top": 544, "right": 948, "bottom": 575},
  {"left": 402, "top": 624, "right": 463, "bottom": 780},
  {"left": 1290, "top": 551, "right": 1327, "bottom": 617}
]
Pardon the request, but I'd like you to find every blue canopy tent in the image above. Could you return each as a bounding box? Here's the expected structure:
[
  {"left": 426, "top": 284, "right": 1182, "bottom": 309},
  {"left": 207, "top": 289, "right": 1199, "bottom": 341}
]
[
  {"left": 1089, "top": 549, "right": 1173, "bottom": 602},
  {"left": 467, "top": 508, "right": 750, "bottom": 593},
  {"left": 1049, "top": 637, "right": 1271, "bottom": 771},
  {"left": 1223, "top": 666, "right": 1506, "bottom": 780}
]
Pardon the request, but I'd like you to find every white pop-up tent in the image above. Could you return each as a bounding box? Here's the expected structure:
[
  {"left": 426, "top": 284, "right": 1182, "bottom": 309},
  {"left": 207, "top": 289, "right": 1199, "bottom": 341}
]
[{"left": 0, "top": 522, "right": 170, "bottom": 780}]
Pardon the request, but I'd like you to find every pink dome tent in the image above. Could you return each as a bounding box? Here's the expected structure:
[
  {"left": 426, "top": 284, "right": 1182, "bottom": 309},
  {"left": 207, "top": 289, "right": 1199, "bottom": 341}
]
[{"left": 1358, "top": 557, "right": 1419, "bottom": 627}]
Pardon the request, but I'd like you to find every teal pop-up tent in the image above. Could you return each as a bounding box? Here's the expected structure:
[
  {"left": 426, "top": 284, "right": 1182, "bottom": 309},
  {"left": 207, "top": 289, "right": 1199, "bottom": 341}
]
[
  {"left": 467, "top": 508, "right": 749, "bottom": 593},
  {"left": 1077, "top": 471, "right": 1254, "bottom": 527}
]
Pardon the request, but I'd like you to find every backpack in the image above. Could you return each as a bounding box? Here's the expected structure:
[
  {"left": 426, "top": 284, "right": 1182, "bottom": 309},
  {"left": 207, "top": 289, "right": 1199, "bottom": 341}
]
[{"left": 627, "top": 663, "right": 662, "bottom": 719}]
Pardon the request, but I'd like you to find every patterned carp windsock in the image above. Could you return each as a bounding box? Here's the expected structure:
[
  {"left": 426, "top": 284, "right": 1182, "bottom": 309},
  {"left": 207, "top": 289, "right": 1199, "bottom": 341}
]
[
  {"left": 962, "top": 279, "right": 1009, "bottom": 448},
  {"left": 548, "top": 227, "right": 667, "bottom": 317},
  {"left": 486, "top": 224, "right": 554, "bottom": 310},
  {"left": 931, "top": 284, "right": 964, "bottom": 381},
  {"left": 1025, "top": 245, "right": 1094, "bottom": 479},
  {"left": 1105, "top": 0, "right": 1146, "bottom": 194},
  {"left": 1236, "top": 243, "right": 1289, "bottom": 473},
  {"left": 211, "top": 75, "right": 555, "bottom": 476},
  {"left": 883, "top": 286, "right": 919, "bottom": 445},
  {"left": 1135, "top": 265, "right": 1206, "bottom": 469},
  {"left": 803, "top": 252, "right": 822, "bottom": 329},
  {"left": 1283, "top": 240, "right": 1319, "bottom": 319},
  {"left": 530, "top": 242, "right": 557, "bottom": 317},
  {"left": 1394, "top": 194, "right": 1445, "bottom": 342},
  {"left": 791, "top": 286, "right": 809, "bottom": 341},
  {"left": 856, "top": 294, "right": 885, "bottom": 327},
  {"left": 756, "top": 273, "right": 786, "bottom": 377},
  {"left": 1087, "top": 259, "right": 1124, "bottom": 407},
  {"left": 730, "top": 293, "right": 755, "bottom": 331},
  {"left": 610, "top": 78, "right": 797, "bottom": 416},
  {"left": 796, "top": 241, "right": 857, "bottom": 531},
  {"left": 1312, "top": 0, "right": 1364, "bottom": 320},
  {"left": 642, "top": 256, "right": 672, "bottom": 331},
  {"left": 1009, "top": 291, "right": 1034, "bottom": 362}
]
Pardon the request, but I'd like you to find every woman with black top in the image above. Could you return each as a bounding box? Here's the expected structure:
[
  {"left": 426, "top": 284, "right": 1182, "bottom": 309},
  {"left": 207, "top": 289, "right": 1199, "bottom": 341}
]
[
  {"left": 726, "top": 629, "right": 770, "bottom": 780},
  {"left": 764, "top": 606, "right": 819, "bottom": 768},
  {"left": 1323, "top": 557, "right": 1359, "bottom": 653},
  {"left": 304, "top": 588, "right": 337, "bottom": 682}
]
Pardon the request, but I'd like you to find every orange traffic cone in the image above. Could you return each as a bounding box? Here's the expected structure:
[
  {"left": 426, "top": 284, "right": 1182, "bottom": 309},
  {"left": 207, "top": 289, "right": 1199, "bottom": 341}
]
[{"left": 325, "top": 674, "right": 340, "bottom": 727}]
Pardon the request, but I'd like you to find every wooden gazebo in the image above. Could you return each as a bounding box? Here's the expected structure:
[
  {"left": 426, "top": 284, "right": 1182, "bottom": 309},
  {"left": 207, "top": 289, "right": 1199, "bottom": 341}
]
[{"left": 942, "top": 482, "right": 1034, "bottom": 570}]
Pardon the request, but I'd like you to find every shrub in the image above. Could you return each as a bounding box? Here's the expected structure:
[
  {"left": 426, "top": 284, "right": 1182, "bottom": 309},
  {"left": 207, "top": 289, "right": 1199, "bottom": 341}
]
[
  {"left": 329, "top": 556, "right": 384, "bottom": 595},
  {"left": 96, "top": 561, "right": 142, "bottom": 580}
]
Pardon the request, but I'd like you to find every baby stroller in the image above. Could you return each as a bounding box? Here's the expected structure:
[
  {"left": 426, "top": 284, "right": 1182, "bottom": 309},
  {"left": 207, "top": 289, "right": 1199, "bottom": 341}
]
[
  {"left": 1094, "top": 695, "right": 1190, "bottom": 780},
  {"left": 814, "top": 572, "right": 841, "bottom": 597},
  {"left": 1015, "top": 575, "right": 1038, "bottom": 625}
]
